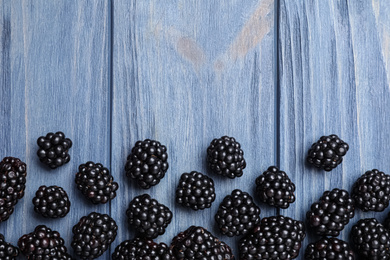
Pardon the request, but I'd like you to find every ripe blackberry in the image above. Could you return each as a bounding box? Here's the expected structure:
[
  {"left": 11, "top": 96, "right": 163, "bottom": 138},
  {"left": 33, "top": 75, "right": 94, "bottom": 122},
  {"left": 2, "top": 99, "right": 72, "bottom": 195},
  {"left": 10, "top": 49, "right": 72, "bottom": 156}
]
[
  {"left": 176, "top": 171, "right": 216, "bottom": 210},
  {"left": 352, "top": 169, "right": 390, "bottom": 212},
  {"left": 170, "top": 226, "right": 235, "bottom": 260},
  {"left": 215, "top": 189, "right": 260, "bottom": 237},
  {"left": 32, "top": 185, "right": 70, "bottom": 218},
  {"left": 0, "top": 233, "right": 19, "bottom": 260},
  {"left": 37, "top": 131, "right": 72, "bottom": 169},
  {"left": 75, "top": 161, "right": 119, "bottom": 204},
  {"left": 0, "top": 156, "right": 27, "bottom": 222},
  {"left": 307, "top": 188, "right": 355, "bottom": 237},
  {"left": 125, "top": 139, "right": 169, "bottom": 189},
  {"left": 239, "top": 215, "right": 306, "bottom": 259},
  {"left": 351, "top": 218, "right": 390, "bottom": 259},
  {"left": 384, "top": 211, "right": 390, "bottom": 231},
  {"left": 255, "top": 166, "right": 295, "bottom": 209},
  {"left": 207, "top": 136, "right": 246, "bottom": 178},
  {"left": 307, "top": 134, "right": 349, "bottom": 171},
  {"left": 112, "top": 237, "right": 173, "bottom": 260},
  {"left": 71, "top": 212, "right": 118, "bottom": 259},
  {"left": 126, "top": 194, "right": 172, "bottom": 239},
  {"left": 305, "top": 237, "right": 354, "bottom": 260}
]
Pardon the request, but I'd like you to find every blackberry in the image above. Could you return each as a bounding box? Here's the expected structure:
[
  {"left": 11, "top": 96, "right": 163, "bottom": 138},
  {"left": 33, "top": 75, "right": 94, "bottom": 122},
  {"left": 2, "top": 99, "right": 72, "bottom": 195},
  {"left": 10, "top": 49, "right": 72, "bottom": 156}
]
[
  {"left": 351, "top": 218, "right": 390, "bottom": 259},
  {"left": 0, "top": 157, "right": 27, "bottom": 222},
  {"left": 352, "top": 169, "right": 390, "bottom": 212},
  {"left": 239, "top": 215, "right": 306, "bottom": 259},
  {"left": 75, "top": 161, "right": 119, "bottom": 204},
  {"left": 176, "top": 171, "right": 216, "bottom": 210},
  {"left": 37, "top": 131, "right": 72, "bottom": 169},
  {"left": 125, "top": 139, "right": 169, "bottom": 189},
  {"left": 207, "top": 136, "right": 246, "bottom": 178},
  {"left": 71, "top": 212, "right": 118, "bottom": 259},
  {"left": 0, "top": 233, "right": 19, "bottom": 260},
  {"left": 170, "top": 226, "right": 235, "bottom": 259},
  {"left": 307, "top": 188, "right": 355, "bottom": 237},
  {"left": 215, "top": 189, "right": 260, "bottom": 237},
  {"left": 126, "top": 194, "right": 172, "bottom": 239},
  {"left": 32, "top": 185, "right": 70, "bottom": 218},
  {"left": 255, "top": 166, "right": 295, "bottom": 209},
  {"left": 112, "top": 237, "right": 173, "bottom": 260},
  {"left": 305, "top": 237, "right": 354, "bottom": 260},
  {"left": 307, "top": 134, "right": 349, "bottom": 171},
  {"left": 384, "top": 211, "right": 390, "bottom": 231}
]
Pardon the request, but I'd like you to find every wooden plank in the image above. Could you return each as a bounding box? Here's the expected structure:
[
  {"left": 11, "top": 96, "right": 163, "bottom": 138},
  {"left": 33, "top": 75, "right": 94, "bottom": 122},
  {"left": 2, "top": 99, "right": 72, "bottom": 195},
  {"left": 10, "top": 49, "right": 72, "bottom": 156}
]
[{"left": 112, "top": 0, "right": 275, "bottom": 256}]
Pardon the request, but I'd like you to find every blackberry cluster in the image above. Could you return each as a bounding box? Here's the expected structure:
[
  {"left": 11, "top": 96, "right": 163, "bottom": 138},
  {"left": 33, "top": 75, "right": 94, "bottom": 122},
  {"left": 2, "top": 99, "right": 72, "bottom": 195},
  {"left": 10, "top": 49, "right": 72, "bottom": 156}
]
[
  {"left": 37, "top": 131, "right": 72, "bottom": 169},
  {"left": 176, "top": 171, "right": 216, "bottom": 210},
  {"left": 351, "top": 218, "right": 390, "bottom": 259},
  {"left": 207, "top": 136, "right": 246, "bottom": 178},
  {"left": 112, "top": 238, "right": 173, "bottom": 260},
  {"left": 125, "top": 139, "right": 169, "bottom": 189},
  {"left": 305, "top": 238, "right": 354, "bottom": 260},
  {"left": 307, "top": 188, "right": 355, "bottom": 237},
  {"left": 71, "top": 212, "right": 117, "bottom": 259},
  {"left": 32, "top": 185, "right": 70, "bottom": 218},
  {"left": 255, "top": 166, "right": 295, "bottom": 209},
  {"left": 0, "top": 157, "right": 27, "bottom": 222},
  {"left": 126, "top": 194, "right": 172, "bottom": 239},
  {"left": 307, "top": 134, "right": 349, "bottom": 171},
  {"left": 170, "top": 226, "right": 235, "bottom": 260},
  {"left": 352, "top": 169, "right": 390, "bottom": 212},
  {"left": 215, "top": 189, "right": 260, "bottom": 237},
  {"left": 239, "top": 215, "right": 306, "bottom": 259},
  {"left": 75, "top": 161, "right": 119, "bottom": 204},
  {"left": 0, "top": 234, "right": 19, "bottom": 260}
]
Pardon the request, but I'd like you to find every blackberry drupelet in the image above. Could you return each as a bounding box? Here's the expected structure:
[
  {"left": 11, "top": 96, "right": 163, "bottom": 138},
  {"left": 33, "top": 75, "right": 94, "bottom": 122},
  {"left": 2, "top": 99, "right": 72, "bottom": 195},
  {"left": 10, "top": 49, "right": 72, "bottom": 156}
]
[
  {"left": 307, "top": 188, "right": 355, "bottom": 237},
  {"left": 126, "top": 194, "right": 172, "bottom": 239},
  {"left": 215, "top": 189, "right": 260, "bottom": 237},
  {"left": 0, "top": 233, "right": 19, "bottom": 260},
  {"left": 32, "top": 185, "right": 70, "bottom": 218},
  {"left": 0, "top": 157, "right": 27, "bottom": 222},
  {"left": 351, "top": 218, "right": 390, "bottom": 259},
  {"left": 112, "top": 237, "right": 173, "bottom": 260},
  {"left": 71, "top": 212, "right": 118, "bottom": 259},
  {"left": 352, "top": 169, "right": 390, "bottom": 212},
  {"left": 305, "top": 238, "right": 354, "bottom": 260},
  {"left": 255, "top": 166, "right": 295, "bottom": 209},
  {"left": 37, "top": 131, "right": 72, "bottom": 169},
  {"left": 75, "top": 161, "right": 118, "bottom": 204},
  {"left": 176, "top": 171, "right": 216, "bottom": 210},
  {"left": 207, "top": 136, "right": 246, "bottom": 178},
  {"left": 307, "top": 134, "right": 349, "bottom": 171},
  {"left": 125, "top": 139, "right": 169, "bottom": 189},
  {"left": 170, "top": 226, "right": 235, "bottom": 260},
  {"left": 239, "top": 215, "right": 306, "bottom": 259}
]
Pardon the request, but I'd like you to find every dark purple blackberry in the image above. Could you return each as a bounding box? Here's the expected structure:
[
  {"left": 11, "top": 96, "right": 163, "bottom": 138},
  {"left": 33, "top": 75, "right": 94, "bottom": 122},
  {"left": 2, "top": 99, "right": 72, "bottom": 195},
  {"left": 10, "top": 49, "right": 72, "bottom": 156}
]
[
  {"left": 170, "top": 226, "right": 235, "bottom": 260},
  {"left": 75, "top": 161, "right": 118, "bottom": 204},
  {"left": 125, "top": 139, "right": 169, "bottom": 189},
  {"left": 176, "top": 171, "right": 216, "bottom": 210},
  {"left": 255, "top": 166, "right": 295, "bottom": 209},
  {"left": 207, "top": 136, "right": 246, "bottom": 178},
  {"left": 0, "top": 233, "right": 19, "bottom": 260},
  {"left": 307, "top": 188, "right": 355, "bottom": 237},
  {"left": 71, "top": 212, "right": 118, "bottom": 259},
  {"left": 126, "top": 194, "right": 172, "bottom": 239},
  {"left": 352, "top": 169, "right": 390, "bottom": 212},
  {"left": 305, "top": 237, "right": 354, "bottom": 260},
  {"left": 215, "top": 189, "right": 260, "bottom": 237},
  {"left": 307, "top": 134, "right": 348, "bottom": 171},
  {"left": 384, "top": 211, "right": 390, "bottom": 231},
  {"left": 32, "top": 185, "right": 70, "bottom": 218},
  {"left": 37, "top": 131, "right": 72, "bottom": 169},
  {"left": 0, "top": 157, "right": 27, "bottom": 222},
  {"left": 18, "top": 225, "right": 69, "bottom": 259},
  {"left": 112, "top": 238, "right": 173, "bottom": 260},
  {"left": 351, "top": 218, "right": 390, "bottom": 260},
  {"left": 239, "top": 215, "right": 306, "bottom": 259}
]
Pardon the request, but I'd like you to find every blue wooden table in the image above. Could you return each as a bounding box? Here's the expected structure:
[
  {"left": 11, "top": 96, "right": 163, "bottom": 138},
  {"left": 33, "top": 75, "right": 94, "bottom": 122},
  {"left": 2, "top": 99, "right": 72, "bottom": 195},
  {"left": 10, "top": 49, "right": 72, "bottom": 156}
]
[{"left": 1, "top": 0, "right": 390, "bottom": 259}]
